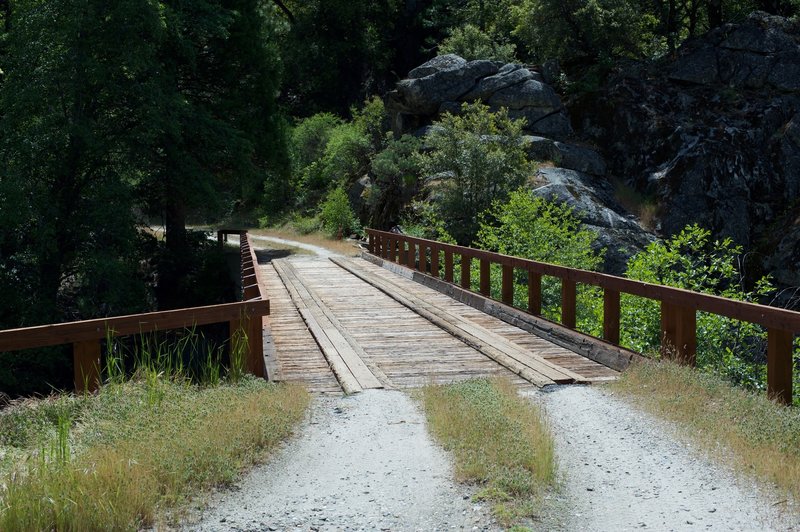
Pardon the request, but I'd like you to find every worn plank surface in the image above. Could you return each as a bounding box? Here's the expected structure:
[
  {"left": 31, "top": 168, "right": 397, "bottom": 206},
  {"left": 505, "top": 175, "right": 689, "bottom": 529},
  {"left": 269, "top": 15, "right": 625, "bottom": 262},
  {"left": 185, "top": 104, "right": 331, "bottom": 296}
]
[
  {"left": 340, "top": 257, "right": 619, "bottom": 383},
  {"left": 280, "top": 257, "right": 530, "bottom": 389},
  {"left": 259, "top": 263, "right": 342, "bottom": 394}
]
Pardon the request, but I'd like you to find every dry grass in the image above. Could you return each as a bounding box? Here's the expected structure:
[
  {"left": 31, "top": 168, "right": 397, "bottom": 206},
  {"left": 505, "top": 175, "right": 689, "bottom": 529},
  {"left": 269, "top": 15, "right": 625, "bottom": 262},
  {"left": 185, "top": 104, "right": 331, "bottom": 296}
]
[
  {"left": 611, "top": 177, "right": 659, "bottom": 231},
  {"left": 610, "top": 359, "right": 800, "bottom": 504},
  {"left": 420, "top": 378, "right": 556, "bottom": 527},
  {"left": 0, "top": 378, "right": 309, "bottom": 531},
  {"left": 249, "top": 227, "right": 361, "bottom": 256}
]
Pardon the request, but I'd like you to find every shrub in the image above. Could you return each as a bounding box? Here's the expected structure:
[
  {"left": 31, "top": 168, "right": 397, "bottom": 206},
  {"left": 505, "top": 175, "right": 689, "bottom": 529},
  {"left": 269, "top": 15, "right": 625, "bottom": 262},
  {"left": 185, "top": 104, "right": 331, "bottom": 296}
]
[
  {"left": 475, "top": 190, "right": 604, "bottom": 332},
  {"left": 439, "top": 24, "right": 517, "bottom": 62},
  {"left": 319, "top": 188, "right": 360, "bottom": 238},
  {"left": 419, "top": 102, "right": 532, "bottom": 244},
  {"left": 291, "top": 113, "right": 343, "bottom": 172},
  {"left": 621, "top": 224, "right": 778, "bottom": 392},
  {"left": 368, "top": 134, "right": 423, "bottom": 228}
]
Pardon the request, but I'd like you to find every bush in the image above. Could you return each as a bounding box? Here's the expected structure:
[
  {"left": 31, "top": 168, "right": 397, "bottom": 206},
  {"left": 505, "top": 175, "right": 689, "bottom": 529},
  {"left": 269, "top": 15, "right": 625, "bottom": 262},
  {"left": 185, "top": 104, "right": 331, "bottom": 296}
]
[
  {"left": 319, "top": 188, "right": 360, "bottom": 238},
  {"left": 620, "top": 224, "right": 778, "bottom": 391},
  {"left": 439, "top": 24, "right": 517, "bottom": 62},
  {"left": 291, "top": 113, "right": 343, "bottom": 172},
  {"left": 368, "top": 134, "right": 423, "bottom": 228},
  {"left": 419, "top": 102, "right": 532, "bottom": 244},
  {"left": 475, "top": 190, "right": 604, "bottom": 332}
]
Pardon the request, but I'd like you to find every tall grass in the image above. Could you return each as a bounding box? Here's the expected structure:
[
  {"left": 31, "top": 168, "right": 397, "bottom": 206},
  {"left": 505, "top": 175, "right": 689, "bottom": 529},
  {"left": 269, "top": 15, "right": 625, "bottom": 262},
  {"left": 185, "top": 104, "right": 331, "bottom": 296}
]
[
  {"left": 611, "top": 359, "right": 800, "bottom": 503},
  {"left": 0, "top": 331, "right": 310, "bottom": 531},
  {"left": 420, "top": 378, "right": 556, "bottom": 527}
]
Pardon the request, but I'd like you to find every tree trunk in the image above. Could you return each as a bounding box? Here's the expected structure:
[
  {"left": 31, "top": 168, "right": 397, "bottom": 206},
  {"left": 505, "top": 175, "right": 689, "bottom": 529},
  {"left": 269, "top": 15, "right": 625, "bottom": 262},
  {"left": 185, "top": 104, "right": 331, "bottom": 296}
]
[
  {"left": 165, "top": 192, "right": 187, "bottom": 256},
  {"left": 708, "top": 0, "right": 723, "bottom": 29}
]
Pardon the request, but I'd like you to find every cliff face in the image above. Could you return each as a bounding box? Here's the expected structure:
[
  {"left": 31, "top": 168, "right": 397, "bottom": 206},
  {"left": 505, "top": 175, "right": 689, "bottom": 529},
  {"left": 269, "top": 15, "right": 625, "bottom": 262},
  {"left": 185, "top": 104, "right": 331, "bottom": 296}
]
[{"left": 575, "top": 12, "right": 800, "bottom": 289}]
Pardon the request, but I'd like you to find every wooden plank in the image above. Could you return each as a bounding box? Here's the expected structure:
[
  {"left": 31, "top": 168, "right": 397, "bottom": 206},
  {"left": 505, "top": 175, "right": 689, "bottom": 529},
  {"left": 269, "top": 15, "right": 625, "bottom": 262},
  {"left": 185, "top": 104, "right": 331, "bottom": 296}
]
[
  {"left": 603, "top": 288, "right": 620, "bottom": 345},
  {"left": 0, "top": 300, "right": 270, "bottom": 352},
  {"left": 661, "top": 302, "right": 696, "bottom": 365},
  {"left": 767, "top": 328, "right": 793, "bottom": 405},
  {"left": 331, "top": 258, "right": 586, "bottom": 387},
  {"left": 502, "top": 265, "right": 513, "bottom": 305},
  {"left": 528, "top": 271, "right": 542, "bottom": 315},
  {"left": 444, "top": 250, "right": 453, "bottom": 283},
  {"left": 461, "top": 256, "right": 471, "bottom": 290},
  {"left": 274, "top": 260, "right": 382, "bottom": 391},
  {"left": 73, "top": 340, "right": 101, "bottom": 393},
  {"left": 480, "top": 259, "right": 490, "bottom": 296},
  {"left": 431, "top": 245, "right": 440, "bottom": 278},
  {"left": 364, "top": 229, "right": 800, "bottom": 333},
  {"left": 562, "top": 279, "right": 576, "bottom": 329}
]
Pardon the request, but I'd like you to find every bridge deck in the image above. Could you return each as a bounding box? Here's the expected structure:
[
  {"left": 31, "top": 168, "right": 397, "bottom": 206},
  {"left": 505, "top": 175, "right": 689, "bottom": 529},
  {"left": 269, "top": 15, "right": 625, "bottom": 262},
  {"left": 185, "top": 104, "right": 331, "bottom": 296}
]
[{"left": 260, "top": 255, "right": 618, "bottom": 394}]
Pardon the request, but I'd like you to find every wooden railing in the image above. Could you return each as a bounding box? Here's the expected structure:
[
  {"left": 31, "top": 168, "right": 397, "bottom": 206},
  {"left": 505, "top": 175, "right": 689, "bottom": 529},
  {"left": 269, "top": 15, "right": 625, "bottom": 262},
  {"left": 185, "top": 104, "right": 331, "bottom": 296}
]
[
  {"left": 366, "top": 228, "right": 799, "bottom": 405},
  {"left": 0, "top": 230, "right": 269, "bottom": 394}
]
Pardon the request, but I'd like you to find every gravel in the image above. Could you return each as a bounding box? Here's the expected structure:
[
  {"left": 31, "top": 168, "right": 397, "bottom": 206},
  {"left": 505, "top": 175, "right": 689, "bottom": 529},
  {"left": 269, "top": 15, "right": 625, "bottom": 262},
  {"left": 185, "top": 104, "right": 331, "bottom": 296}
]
[
  {"left": 183, "top": 390, "right": 497, "bottom": 531},
  {"left": 528, "top": 385, "right": 798, "bottom": 531}
]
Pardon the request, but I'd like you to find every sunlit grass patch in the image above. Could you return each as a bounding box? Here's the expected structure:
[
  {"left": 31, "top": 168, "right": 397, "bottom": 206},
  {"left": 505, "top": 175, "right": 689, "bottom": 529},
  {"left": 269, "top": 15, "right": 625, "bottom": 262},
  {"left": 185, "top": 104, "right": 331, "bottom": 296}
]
[
  {"left": 0, "top": 377, "right": 309, "bottom": 531},
  {"left": 419, "top": 378, "right": 556, "bottom": 527},
  {"left": 611, "top": 359, "right": 800, "bottom": 504}
]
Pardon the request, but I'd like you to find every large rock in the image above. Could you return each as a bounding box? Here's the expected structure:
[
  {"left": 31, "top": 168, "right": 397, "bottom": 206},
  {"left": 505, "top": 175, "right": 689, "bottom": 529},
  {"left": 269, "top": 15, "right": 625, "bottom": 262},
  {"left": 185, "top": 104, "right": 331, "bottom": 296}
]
[
  {"left": 388, "top": 57, "right": 500, "bottom": 115},
  {"left": 575, "top": 11, "right": 800, "bottom": 292},
  {"left": 386, "top": 54, "right": 572, "bottom": 138},
  {"left": 522, "top": 137, "right": 606, "bottom": 175},
  {"left": 532, "top": 168, "right": 655, "bottom": 273}
]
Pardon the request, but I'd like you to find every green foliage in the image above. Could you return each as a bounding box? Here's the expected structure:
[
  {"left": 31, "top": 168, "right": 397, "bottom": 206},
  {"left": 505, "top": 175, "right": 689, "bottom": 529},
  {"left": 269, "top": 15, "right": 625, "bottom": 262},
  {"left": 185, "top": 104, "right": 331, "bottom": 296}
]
[
  {"left": 399, "top": 201, "right": 456, "bottom": 243},
  {"left": 621, "top": 224, "right": 776, "bottom": 391},
  {"left": 421, "top": 378, "right": 556, "bottom": 526},
  {"left": 369, "top": 135, "right": 423, "bottom": 228},
  {"left": 512, "top": 0, "right": 659, "bottom": 66},
  {"left": 352, "top": 96, "right": 389, "bottom": 153},
  {"left": 319, "top": 188, "right": 360, "bottom": 237},
  {"left": 475, "top": 190, "right": 604, "bottom": 331},
  {"left": 291, "top": 113, "right": 344, "bottom": 172},
  {"left": 420, "top": 102, "right": 532, "bottom": 244},
  {"left": 439, "top": 24, "right": 517, "bottom": 62}
]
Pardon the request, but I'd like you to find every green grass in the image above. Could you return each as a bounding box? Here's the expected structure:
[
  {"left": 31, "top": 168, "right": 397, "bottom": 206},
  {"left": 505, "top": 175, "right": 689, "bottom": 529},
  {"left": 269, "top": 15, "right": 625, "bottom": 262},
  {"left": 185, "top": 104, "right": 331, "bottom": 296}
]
[
  {"left": 610, "top": 359, "right": 800, "bottom": 504},
  {"left": 0, "top": 339, "right": 310, "bottom": 530},
  {"left": 419, "top": 378, "right": 556, "bottom": 527}
]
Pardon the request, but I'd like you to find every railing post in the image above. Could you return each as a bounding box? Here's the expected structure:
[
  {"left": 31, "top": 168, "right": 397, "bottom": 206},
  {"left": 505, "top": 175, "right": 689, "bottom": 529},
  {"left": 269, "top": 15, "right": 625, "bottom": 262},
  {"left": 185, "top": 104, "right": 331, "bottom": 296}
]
[
  {"left": 386, "top": 237, "right": 394, "bottom": 262},
  {"left": 767, "top": 328, "right": 793, "bottom": 405},
  {"left": 431, "top": 245, "right": 440, "bottom": 277},
  {"left": 74, "top": 340, "right": 101, "bottom": 393},
  {"left": 660, "top": 302, "right": 696, "bottom": 365},
  {"left": 407, "top": 241, "right": 416, "bottom": 270},
  {"left": 445, "top": 250, "right": 454, "bottom": 282},
  {"left": 247, "top": 313, "right": 266, "bottom": 378},
  {"left": 528, "top": 271, "right": 541, "bottom": 315},
  {"left": 603, "top": 288, "right": 620, "bottom": 345},
  {"left": 460, "top": 255, "right": 471, "bottom": 290},
  {"left": 561, "top": 279, "right": 576, "bottom": 329},
  {"left": 480, "top": 259, "right": 490, "bottom": 296},
  {"left": 400, "top": 240, "right": 408, "bottom": 266},
  {"left": 501, "top": 265, "right": 513, "bottom": 305},
  {"left": 368, "top": 233, "right": 375, "bottom": 254}
]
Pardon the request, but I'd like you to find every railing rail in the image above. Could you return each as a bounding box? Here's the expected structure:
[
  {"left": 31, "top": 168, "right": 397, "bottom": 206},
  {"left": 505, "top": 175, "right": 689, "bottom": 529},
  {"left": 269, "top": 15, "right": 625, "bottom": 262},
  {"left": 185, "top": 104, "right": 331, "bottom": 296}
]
[
  {"left": 0, "top": 230, "right": 269, "bottom": 393},
  {"left": 366, "top": 228, "right": 798, "bottom": 405}
]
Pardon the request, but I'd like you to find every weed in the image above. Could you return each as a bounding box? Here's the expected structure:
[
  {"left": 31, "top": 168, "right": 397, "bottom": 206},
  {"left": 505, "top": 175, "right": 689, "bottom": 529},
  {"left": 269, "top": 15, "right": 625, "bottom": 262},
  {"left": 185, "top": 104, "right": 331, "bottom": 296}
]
[
  {"left": 611, "top": 359, "right": 800, "bottom": 504},
  {"left": 419, "top": 378, "right": 556, "bottom": 527}
]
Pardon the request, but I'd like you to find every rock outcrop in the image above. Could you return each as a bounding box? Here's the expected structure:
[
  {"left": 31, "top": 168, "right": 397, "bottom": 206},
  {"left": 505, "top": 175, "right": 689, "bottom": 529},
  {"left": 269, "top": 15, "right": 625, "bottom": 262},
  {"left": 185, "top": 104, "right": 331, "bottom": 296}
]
[
  {"left": 576, "top": 11, "right": 800, "bottom": 288},
  {"left": 387, "top": 54, "right": 656, "bottom": 273},
  {"left": 387, "top": 54, "right": 572, "bottom": 139}
]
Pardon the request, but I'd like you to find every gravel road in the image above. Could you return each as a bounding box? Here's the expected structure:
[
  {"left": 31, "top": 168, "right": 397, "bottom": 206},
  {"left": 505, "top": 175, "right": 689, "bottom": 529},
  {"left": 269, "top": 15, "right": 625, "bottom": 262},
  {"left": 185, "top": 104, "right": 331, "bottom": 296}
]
[
  {"left": 184, "top": 390, "right": 497, "bottom": 531},
  {"left": 530, "top": 385, "right": 798, "bottom": 531}
]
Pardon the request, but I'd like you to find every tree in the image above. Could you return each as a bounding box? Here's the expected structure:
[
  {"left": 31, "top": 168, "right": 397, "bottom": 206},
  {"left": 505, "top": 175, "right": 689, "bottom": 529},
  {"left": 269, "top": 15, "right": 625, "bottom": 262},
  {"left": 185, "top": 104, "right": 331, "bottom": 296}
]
[
  {"left": 419, "top": 102, "right": 532, "bottom": 244},
  {"left": 0, "top": 0, "right": 159, "bottom": 326}
]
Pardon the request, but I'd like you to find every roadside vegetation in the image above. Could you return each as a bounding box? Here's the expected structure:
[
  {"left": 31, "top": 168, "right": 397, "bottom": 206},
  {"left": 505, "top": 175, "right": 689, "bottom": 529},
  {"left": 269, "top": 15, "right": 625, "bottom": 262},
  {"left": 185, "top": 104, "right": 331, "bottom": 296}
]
[
  {"left": 420, "top": 378, "right": 556, "bottom": 527},
  {"left": 0, "top": 333, "right": 310, "bottom": 531},
  {"left": 611, "top": 360, "right": 800, "bottom": 503}
]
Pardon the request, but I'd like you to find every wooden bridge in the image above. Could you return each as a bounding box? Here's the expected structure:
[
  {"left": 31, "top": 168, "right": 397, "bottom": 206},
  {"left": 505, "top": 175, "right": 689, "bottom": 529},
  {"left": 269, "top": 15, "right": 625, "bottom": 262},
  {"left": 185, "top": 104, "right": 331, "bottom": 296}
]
[{"left": 1, "top": 229, "right": 798, "bottom": 404}]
